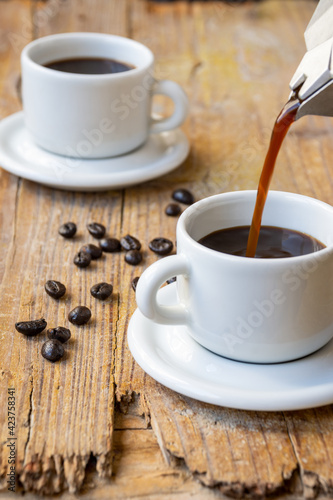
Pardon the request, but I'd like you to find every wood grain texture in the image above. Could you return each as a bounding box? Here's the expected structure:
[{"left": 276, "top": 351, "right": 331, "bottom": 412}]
[
  {"left": 0, "top": 1, "right": 128, "bottom": 493},
  {"left": 2, "top": 0, "right": 333, "bottom": 498},
  {"left": 142, "top": 381, "right": 298, "bottom": 498}
]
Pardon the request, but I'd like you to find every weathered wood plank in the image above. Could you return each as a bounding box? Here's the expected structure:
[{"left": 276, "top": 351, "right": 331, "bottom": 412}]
[
  {"left": 114, "top": 0, "right": 197, "bottom": 398},
  {"left": 0, "top": 187, "right": 125, "bottom": 493},
  {"left": 143, "top": 382, "right": 298, "bottom": 497},
  {"left": 0, "top": 0, "right": 34, "bottom": 492},
  {"left": 115, "top": 1, "right": 333, "bottom": 498},
  {"left": 0, "top": 0, "right": 31, "bottom": 284},
  {"left": 0, "top": 0, "right": 129, "bottom": 494}
]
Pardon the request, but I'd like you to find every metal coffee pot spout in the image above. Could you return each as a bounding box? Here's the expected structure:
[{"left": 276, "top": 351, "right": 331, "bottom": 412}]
[{"left": 289, "top": 0, "right": 333, "bottom": 120}]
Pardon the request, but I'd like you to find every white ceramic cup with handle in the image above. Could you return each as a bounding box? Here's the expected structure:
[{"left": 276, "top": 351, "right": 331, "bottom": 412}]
[
  {"left": 136, "top": 190, "right": 333, "bottom": 363},
  {"left": 21, "top": 32, "right": 188, "bottom": 159}
]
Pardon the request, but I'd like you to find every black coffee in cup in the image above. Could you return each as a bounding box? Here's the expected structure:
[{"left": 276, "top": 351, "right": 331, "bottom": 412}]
[
  {"left": 44, "top": 57, "right": 135, "bottom": 74},
  {"left": 198, "top": 225, "right": 325, "bottom": 258}
]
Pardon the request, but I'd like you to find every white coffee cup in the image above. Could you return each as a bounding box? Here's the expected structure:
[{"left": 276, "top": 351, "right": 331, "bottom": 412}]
[
  {"left": 136, "top": 190, "right": 333, "bottom": 363},
  {"left": 21, "top": 32, "right": 188, "bottom": 158}
]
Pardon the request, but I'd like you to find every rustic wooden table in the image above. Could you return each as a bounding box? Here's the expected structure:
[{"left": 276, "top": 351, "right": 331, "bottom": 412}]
[{"left": 1, "top": 0, "right": 333, "bottom": 498}]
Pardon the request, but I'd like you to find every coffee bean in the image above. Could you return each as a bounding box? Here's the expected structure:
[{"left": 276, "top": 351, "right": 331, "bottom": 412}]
[
  {"left": 166, "top": 276, "right": 177, "bottom": 284},
  {"left": 165, "top": 203, "right": 181, "bottom": 216},
  {"left": 44, "top": 280, "right": 66, "bottom": 299},
  {"left": 125, "top": 250, "right": 142, "bottom": 265},
  {"left": 59, "top": 222, "right": 77, "bottom": 238},
  {"left": 80, "top": 244, "right": 102, "bottom": 260},
  {"left": 47, "top": 327, "right": 71, "bottom": 343},
  {"left": 99, "top": 238, "right": 121, "bottom": 253},
  {"left": 131, "top": 277, "right": 140, "bottom": 291},
  {"left": 87, "top": 222, "right": 106, "bottom": 239},
  {"left": 90, "top": 282, "right": 113, "bottom": 300},
  {"left": 172, "top": 188, "right": 194, "bottom": 205},
  {"left": 149, "top": 237, "right": 173, "bottom": 255},
  {"left": 41, "top": 339, "right": 65, "bottom": 362},
  {"left": 74, "top": 251, "right": 91, "bottom": 268},
  {"left": 120, "top": 234, "right": 141, "bottom": 251},
  {"left": 68, "top": 306, "right": 91, "bottom": 325},
  {"left": 15, "top": 318, "right": 47, "bottom": 337}
]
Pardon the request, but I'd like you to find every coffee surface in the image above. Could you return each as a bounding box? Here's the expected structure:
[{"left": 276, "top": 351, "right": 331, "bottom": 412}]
[
  {"left": 44, "top": 57, "right": 134, "bottom": 74},
  {"left": 199, "top": 225, "right": 325, "bottom": 258}
]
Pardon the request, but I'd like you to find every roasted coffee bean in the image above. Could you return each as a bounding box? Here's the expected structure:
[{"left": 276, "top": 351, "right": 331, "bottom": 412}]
[
  {"left": 165, "top": 203, "right": 181, "bottom": 216},
  {"left": 172, "top": 188, "right": 194, "bottom": 205},
  {"left": 74, "top": 251, "right": 91, "bottom": 268},
  {"left": 15, "top": 318, "right": 47, "bottom": 337},
  {"left": 87, "top": 222, "right": 106, "bottom": 239},
  {"left": 166, "top": 276, "right": 177, "bottom": 284},
  {"left": 80, "top": 244, "right": 102, "bottom": 260},
  {"left": 68, "top": 306, "right": 91, "bottom": 325},
  {"left": 131, "top": 277, "right": 140, "bottom": 291},
  {"left": 45, "top": 280, "right": 66, "bottom": 299},
  {"left": 41, "top": 339, "right": 64, "bottom": 362},
  {"left": 120, "top": 234, "right": 141, "bottom": 251},
  {"left": 99, "top": 238, "right": 121, "bottom": 253},
  {"left": 59, "top": 222, "right": 77, "bottom": 238},
  {"left": 149, "top": 237, "right": 173, "bottom": 255},
  {"left": 47, "top": 326, "right": 71, "bottom": 343},
  {"left": 90, "top": 282, "right": 113, "bottom": 300},
  {"left": 125, "top": 250, "right": 142, "bottom": 265}
]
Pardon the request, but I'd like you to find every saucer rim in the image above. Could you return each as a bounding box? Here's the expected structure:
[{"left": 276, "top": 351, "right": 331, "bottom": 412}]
[
  {"left": 0, "top": 111, "right": 190, "bottom": 191},
  {"left": 128, "top": 283, "right": 333, "bottom": 411}
]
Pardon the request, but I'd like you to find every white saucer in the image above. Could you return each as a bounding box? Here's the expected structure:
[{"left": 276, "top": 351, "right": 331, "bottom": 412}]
[
  {"left": 0, "top": 112, "right": 189, "bottom": 191},
  {"left": 128, "top": 283, "right": 333, "bottom": 411}
]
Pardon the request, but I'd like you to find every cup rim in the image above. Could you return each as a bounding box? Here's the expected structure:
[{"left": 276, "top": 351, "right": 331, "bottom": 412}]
[
  {"left": 21, "top": 32, "right": 154, "bottom": 80},
  {"left": 177, "top": 190, "right": 333, "bottom": 264}
]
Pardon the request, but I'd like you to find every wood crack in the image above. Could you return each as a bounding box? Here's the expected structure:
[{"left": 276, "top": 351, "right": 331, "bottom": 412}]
[
  {"left": 8, "top": 178, "right": 21, "bottom": 271},
  {"left": 23, "top": 376, "right": 34, "bottom": 462},
  {"left": 119, "top": 188, "right": 126, "bottom": 234},
  {"left": 188, "top": 61, "right": 204, "bottom": 83},
  {"left": 282, "top": 411, "right": 325, "bottom": 499}
]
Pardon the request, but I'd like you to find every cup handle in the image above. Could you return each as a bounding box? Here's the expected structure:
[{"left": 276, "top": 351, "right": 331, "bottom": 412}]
[
  {"left": 150, "top": 80, "right": 189, "bottom": 134},
  {"left": 136, "top": 254, "right": 190, "bottom": 325}
]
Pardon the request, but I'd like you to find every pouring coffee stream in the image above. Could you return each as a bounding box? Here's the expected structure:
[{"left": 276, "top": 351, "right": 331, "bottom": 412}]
[
  {"left": 245, "top": 96, "right": 300, "bottom": 257},
  {"left": 246, "top": 0, "right": 333, "bottom": 257}
]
